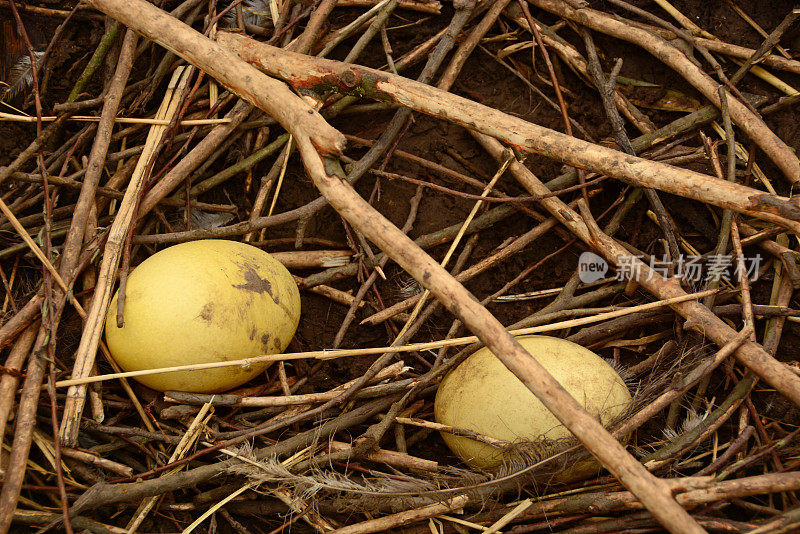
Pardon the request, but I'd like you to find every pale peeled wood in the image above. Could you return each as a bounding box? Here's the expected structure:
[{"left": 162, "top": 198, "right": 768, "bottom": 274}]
[{"left": 58, "top": 69, "right": 190, "bottom": 446}]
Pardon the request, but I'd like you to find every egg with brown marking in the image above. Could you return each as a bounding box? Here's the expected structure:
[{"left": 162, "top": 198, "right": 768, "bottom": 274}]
[{"left": 105, "top": 239, "right": 301, "bottom": 392}]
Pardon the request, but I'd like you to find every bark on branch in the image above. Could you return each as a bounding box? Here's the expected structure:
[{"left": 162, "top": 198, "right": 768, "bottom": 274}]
[
  {"left": 84, "top": 0, "right": 345, "bottom": 156},
  {"left": 473, "top": 132, "right": 800, "bottom": 409},
  {"left": 217, "top": 31, "right": 800, "bottom": 234},
  {"left": 528, "top": 0, "right": 800, "bottom": 183},
  {"left": 290, "top": 136, "right": 706, "bottom": 533}
]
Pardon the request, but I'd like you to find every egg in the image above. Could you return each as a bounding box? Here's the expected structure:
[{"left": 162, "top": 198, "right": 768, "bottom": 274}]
[
  {"left": 104, "top": 239, "right": 301, "bottom": 392},
  {"left": 434, "top": 335, "right": 632, "bottom": 477}
]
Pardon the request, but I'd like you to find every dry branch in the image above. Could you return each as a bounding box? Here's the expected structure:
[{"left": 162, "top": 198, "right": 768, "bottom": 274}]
[
  {"left": 2, "top": 1, "right": 797, "bottom": 532},
  {"left": 328, "top": 495, "right": 468, "bottom": 534},
  {"left": 59, "top": 69, "right": 190, "bottom": 447},
  {"left": 474, "top": 133, "right": 800, "bottom": 408},
  {"left": 138, "top": 101, "right": 253, "bottom": 216},
  {"left": 635, "top": 21, "right": 800, "bottom": 75},
  {"left": 218, "top": 31, "right": 800, "bottom": 233},
  {"left": 57, "top": 28, "right": 136, "bottom": 292},
  {"left": 83, "top": 0, "right": 345, "bottom": 156},
  {"left": 291, "top": 134, "right": 706, "bottom": 532},
  {"left": 0, "top": 325, "right": 37, "bottom": 474},
  {"left": 462, "top": 472, "right": 800, "bottom": 526},
  {"left": 528, "top": 0, "right": 800, "bottom": 183},
  {"left": 339, "top": 0, "right": 441, "bottom": 14}
]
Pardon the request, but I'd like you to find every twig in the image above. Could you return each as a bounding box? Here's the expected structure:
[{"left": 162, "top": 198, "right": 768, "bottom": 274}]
[
  {"left": 0, "top": 325, "right": 50, "bottom": 534},
  {"left": 84, "top": 0, "right": 344, "bottom": 155},
  {"left": 396, "top": 152, "right": 513, "bottom": 340},
  {"left": 728, "top": 9, "right": 800, "bottom": 87},
  {"left": 55, "top": 289, "right": 715, "bottom": 388},
  {"left": 580, "top": 26, "right": 681, "bottom": 269},
  {"left": 695, "top": 426, "right": 754, "bottom": 476},
  {"left": 0, "top": 325, "right": 37, "bottom": 474},
  {"left": 518, "top": 0, "right": 572, "bottom": 136},
  {"left": 332, "top": 185, "right": 423, "bottom": 348},
  {"left": 69, "top": 395, "right": 399, "bottom": 511},
  {"left": 66, "top": 21, "right": 121, "bottom": 103},
  {"left": 529, "top": 0, "right": 800, "bottom": 183},
  {"left": 58, "top": 29, "right": 137, "bottom": 298},
  {"left": 730, "top": 219, "right": 756, "bottom": 339},
  {"left": 59, "top": 68, "right": 191, "bottom": 447},
  {"left": 725, "top": 0, "right": 794, "bottom": 60},
  {"left": 475, "top": 130, "right": 800, "bottom": 408},
  {"left": 46, "top": 366, "right": 73, "bottom": 534},
  {"left": 327, "top": 495, "right": 469, "bottom": 534}
]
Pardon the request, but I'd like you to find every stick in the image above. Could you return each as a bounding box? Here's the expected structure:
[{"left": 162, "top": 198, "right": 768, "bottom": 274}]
[
  {"left": 83, "top": 0, "right": 344, "bottom": 156},
  {"left": 528, "top": 0, "right": 799, "bottom": 183},
  {"left": 69, "top": 395, "right": 399, "bottom": 512},
  {"left": 217, "top": 32, "right": 800, "bottom": 233},
  {"left": 58, "top": 28, "right": 136, "bottom": 294},
  {"left": 55, "top": 289, "right": 716, "bottom": 388},
  {"left": 293, "top": 131, "right": 706, "bottom": 532},
  {"left": 138, "top": 100, "right": 253, "bottom": 216},
  {"left": 473, "top": 131, "right": 800, "bottom": 409},
  {"left": 327, "top": 495, "right": 469, "bottom": 534},
  {"left": 337, "top": 0, "right": 440, "bottom": 13},
  {"left": 0, "top": 112, "right": 233, "bottom": 125},
  {"left": 464, "top": 472, "right": 799, "bottom": 526},
  {"left": 58, "top": 68, "right": 190, "bottom": 447},
  {"left": 0, "top": 324, "right": 49, "bottom": 534},
  {"left": 0, "top": 325, "right": 37, "bottom": 475}
]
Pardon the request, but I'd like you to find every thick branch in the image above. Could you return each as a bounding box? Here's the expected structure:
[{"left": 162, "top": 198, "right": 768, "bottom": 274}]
[
  {"left": 528, "top": 0, "right": 800, "bottom": 183},
  {"left": 217, "top": 31, "right": 800, "bottom": 233},
  {"left": 291, "top": 134, "right": 706, "bottom": 533},
  {"left": 474, "top": 133, "right": 800, "bottom": 408},
  {"left": 84, "top": 0, "right": 344, "bottom": 156}
]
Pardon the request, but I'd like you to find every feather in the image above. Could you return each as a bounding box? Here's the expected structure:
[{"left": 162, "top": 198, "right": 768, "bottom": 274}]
[
  {"left": 220, "top": 437, "right": 578, "bottom": 512},
  {"left": 1, "top": 51, "right": 44, "bottom": 102},
  {"left": 213, "top": 341, "right": 716, "bottom": 513},
  {"left": 189, "top": 209, "right": 235, "bottom": 229},
  {"left": 221, "top": 0, "right": 271, "bottom": 28}
]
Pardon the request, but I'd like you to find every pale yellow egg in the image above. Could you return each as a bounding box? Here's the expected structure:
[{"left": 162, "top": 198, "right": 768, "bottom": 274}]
[
  {"left": 435, "top": 335, "right": 631, "bottom": 477},
  {"left": 105, "top": 239, "right": 300, "bottom": 392}
]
